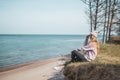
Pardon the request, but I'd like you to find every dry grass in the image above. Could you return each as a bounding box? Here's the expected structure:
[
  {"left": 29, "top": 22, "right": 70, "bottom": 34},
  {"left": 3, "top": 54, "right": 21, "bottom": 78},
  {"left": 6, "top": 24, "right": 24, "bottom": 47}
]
[
  {"left": 63, "top": 44, "right": 120, "bottom": 80},
  {"left": 110, "top": 36, "right": 120, "bottom": 44},
  {"left": 94, "top": 44, "right": 120, "bottom": 64},
  {"left": 110, "top": 36, "right": 120, "bottom": 40}
]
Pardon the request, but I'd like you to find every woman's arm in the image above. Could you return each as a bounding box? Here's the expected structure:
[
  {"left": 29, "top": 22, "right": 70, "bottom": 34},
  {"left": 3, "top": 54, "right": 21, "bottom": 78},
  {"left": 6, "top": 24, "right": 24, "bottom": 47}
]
[
  {"left": 82, "top": 42, "right": 97, "bottom": 51},
  {"left": 84, "top": 35, "right": 90, "bottom": 46},
  {"left": 81, "top": 45, "right": 95, "bottom": 51},
  {"left": 77, "top": 35, "right": 90, "bottom": 51}
]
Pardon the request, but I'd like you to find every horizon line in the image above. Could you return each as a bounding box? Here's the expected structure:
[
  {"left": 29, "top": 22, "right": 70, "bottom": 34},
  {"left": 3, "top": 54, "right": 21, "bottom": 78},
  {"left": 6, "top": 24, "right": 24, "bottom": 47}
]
[{"left": 0, "top": 33, "right": 88, "bottom": 35}]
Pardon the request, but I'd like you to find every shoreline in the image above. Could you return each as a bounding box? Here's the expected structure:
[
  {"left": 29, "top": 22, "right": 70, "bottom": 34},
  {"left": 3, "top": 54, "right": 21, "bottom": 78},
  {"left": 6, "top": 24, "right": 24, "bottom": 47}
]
[
  {"left": 0, "top": 56, "right": 66, "bottom": 72},
  {"left": 0, "top": 56, "right": 66, "bottom": 80},
  {"left": 0, "top": 54, "right": 70, "bottom": 72}
]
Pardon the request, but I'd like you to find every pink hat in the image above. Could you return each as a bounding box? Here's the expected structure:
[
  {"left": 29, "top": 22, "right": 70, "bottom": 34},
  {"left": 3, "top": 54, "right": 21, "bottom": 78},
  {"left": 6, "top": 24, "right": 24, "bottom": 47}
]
[{"left": 90, "top": 31, "right": 98, "bottom": 37}]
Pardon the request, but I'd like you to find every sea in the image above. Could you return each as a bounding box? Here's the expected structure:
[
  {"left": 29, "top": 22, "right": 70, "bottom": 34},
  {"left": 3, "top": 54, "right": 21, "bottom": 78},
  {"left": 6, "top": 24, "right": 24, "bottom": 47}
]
[{"left": 0, "top": 34, "right": 86, "bottom": 68}]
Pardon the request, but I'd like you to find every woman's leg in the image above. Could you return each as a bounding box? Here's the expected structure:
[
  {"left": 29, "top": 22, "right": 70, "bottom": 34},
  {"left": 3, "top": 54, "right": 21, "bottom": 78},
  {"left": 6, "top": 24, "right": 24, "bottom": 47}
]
[
  {"left": 71, "top": 50, "right": 86, "bottom": 62},
  {"left": 71, "top": 50, "right": 76, "bottom": 62},
  {"left": 71, "top": 50, "right": 81, "bottom": 62}
]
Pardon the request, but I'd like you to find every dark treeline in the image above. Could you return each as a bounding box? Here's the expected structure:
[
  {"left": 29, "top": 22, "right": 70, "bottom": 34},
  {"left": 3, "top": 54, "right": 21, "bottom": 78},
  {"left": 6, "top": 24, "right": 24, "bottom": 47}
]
[{"left": 81, "top": 0, "right": 120, "bottom": 43}]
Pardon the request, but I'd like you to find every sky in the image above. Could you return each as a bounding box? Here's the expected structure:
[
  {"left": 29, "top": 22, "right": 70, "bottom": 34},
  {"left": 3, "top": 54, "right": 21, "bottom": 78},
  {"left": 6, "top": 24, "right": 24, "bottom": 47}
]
[{"left": 0, "top": 0, "right": 89, "bottom": 34}]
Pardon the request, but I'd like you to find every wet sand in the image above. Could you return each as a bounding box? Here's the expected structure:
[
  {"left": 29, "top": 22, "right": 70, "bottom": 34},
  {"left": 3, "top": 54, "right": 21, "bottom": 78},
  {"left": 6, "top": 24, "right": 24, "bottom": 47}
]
[{"left": 0, "top": 57, "right": 66, "bottom": 80}]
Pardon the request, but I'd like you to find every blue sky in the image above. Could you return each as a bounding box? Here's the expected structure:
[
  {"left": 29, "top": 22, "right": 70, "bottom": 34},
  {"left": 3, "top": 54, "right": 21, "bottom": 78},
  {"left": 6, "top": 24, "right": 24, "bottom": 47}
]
[{"left": 0, "top": 0, "right": 89, "bottom": 34}]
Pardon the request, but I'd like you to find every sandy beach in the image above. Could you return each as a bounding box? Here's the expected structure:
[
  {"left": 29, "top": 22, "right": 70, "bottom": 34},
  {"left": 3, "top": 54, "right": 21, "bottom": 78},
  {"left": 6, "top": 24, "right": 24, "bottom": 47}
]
[{"left": 0, "top": 57, "right": 66, "bottom": 80}]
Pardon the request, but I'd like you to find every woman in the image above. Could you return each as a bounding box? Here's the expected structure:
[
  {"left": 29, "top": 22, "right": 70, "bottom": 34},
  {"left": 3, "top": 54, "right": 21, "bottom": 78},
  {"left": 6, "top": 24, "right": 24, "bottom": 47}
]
[
  {"left": 71, "top": 31, "right": 99, "bottom": 62},
  {"left": 54, "top": 31, "right": 99, "bottom": 71}
]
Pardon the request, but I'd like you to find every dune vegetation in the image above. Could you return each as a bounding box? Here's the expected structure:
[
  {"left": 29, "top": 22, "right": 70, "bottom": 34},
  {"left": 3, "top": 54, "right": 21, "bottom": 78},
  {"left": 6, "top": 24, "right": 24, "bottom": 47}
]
[{"left": 63, "top": 44, "right": 120, "bottom": 80}]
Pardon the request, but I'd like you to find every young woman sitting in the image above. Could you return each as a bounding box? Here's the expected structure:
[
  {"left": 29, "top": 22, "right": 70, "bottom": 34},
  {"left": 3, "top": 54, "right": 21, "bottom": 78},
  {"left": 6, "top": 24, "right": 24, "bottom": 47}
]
[
  {"left": 54, "top": 31, "right": 99, "bottom": 71},
  {"left": 71, "top": 31, "right": 99, "bottom": 62}
]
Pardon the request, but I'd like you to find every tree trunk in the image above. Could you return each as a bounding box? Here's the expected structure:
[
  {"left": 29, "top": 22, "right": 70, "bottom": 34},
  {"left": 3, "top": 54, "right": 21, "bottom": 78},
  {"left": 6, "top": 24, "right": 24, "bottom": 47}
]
[
  {"left": 105, "top": 0, "right": 111, "bottom": 42},
  {"left": 108, "top": 0, "right": 116, "bottom": 41},
  {"left": 102, "top": 0, "right": 108, "bottom": 43},
  {"left": 89, "top": 0, "right": 93, "bottom": 32},
  {"left": 94, "top": 0, "right": 99, "bottom": 30}
]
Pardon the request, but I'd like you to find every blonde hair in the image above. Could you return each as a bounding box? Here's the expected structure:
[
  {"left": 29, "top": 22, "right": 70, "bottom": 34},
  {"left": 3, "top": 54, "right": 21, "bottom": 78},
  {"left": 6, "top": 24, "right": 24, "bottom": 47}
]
[{"left": 91, "top": 36, "right": 99, "bottom": 53}]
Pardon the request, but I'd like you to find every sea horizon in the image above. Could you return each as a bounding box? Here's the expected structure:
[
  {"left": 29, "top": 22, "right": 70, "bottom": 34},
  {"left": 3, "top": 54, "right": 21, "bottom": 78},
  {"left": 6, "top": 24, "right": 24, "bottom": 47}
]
[{"left": 0, "top": 33, "right": 88, "bottom": 36}]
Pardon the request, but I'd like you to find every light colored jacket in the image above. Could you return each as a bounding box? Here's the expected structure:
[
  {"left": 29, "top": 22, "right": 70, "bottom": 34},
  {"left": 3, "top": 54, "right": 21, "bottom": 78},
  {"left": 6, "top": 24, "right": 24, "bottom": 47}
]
[
  {"left": 80, "top": 35, "right": 98, "bottom": 61},
  {"left": 81, "top": 44, "right": 97, "bottom": 61}
]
